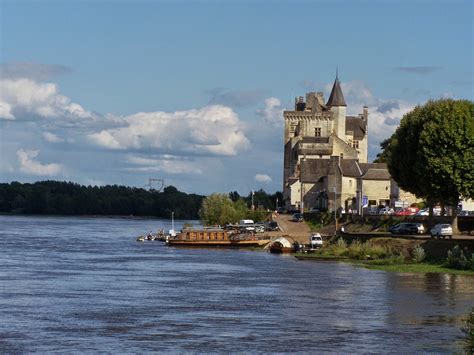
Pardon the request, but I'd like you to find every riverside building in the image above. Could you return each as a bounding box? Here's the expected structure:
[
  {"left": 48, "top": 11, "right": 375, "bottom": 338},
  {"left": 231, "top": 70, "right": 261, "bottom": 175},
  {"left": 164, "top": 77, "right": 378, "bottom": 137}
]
[{"left": 283, "top": 74, "right": 417, "bottom": 213}]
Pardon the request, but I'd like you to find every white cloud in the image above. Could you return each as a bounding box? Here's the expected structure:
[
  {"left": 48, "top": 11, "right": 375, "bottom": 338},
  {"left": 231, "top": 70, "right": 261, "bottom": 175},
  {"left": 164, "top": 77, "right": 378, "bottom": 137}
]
[
  {"left": 89, "top": 105, "right": 250, "bottom": 156},
  {"left": 256, "top": 97, "right": 284, "bottom": 126},
  {"left": 323, "top": 80, "right": 415, "bottom": 158},
  {"left": 16, "top": 149, "right": 63, "bottom": 176},
  {"left": 0, "top": 78, "right": 91, "bottom": 120},
  {"left": 126, "top": 155, "right": 204, "bottom": 175},
  {"left": 255, "top": 174, "right": 272, "bottom": 183},
  {"left": 42, "top": 131, "right": 64, "bottom": 143}
]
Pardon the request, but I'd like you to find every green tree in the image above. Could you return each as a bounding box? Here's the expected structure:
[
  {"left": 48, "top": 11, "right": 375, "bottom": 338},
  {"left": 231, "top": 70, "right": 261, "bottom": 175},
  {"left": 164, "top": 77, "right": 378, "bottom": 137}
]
[
  {"left": 382, "top": 99, "right": 474, "bottom": 228},
  {"left": 199, "top": 193, "right": 239, "bottom": 225}
]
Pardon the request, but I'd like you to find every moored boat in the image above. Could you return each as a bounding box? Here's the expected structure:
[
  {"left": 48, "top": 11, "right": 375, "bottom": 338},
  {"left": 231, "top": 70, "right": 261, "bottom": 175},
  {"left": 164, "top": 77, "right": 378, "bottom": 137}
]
[
  {"left": 268, "top": 237, "right": 295, "bottom": 253},
  {"left": 166, "top": 227, "right": 270, "bottom": 247}
]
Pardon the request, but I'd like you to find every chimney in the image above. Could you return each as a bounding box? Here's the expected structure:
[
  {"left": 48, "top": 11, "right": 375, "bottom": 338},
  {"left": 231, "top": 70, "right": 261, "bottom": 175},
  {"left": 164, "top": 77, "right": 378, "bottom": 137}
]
[{"left": 363, "top": 106, "right": 368, "bottom": 120}]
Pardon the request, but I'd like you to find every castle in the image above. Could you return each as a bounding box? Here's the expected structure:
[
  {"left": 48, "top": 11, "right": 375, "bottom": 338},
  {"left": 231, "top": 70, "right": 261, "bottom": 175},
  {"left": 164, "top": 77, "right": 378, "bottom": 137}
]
[{"left": 283, "top": 74, "right": 416, "bottom": 213}]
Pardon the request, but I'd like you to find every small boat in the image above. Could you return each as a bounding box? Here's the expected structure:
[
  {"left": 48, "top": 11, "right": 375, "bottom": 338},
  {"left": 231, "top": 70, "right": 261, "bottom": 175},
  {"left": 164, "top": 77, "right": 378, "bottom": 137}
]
[
  {"left": 166, "top": 227, "right": 270, "bottom": 248},
  {"left": 269, "top": 237, "right": 295, "bottom": 253}
]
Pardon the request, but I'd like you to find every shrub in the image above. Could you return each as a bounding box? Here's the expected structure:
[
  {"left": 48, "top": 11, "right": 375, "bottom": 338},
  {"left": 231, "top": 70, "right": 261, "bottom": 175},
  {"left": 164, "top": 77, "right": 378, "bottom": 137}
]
[
  {"left": 336, "top": 237, "right": 347, "bottom": 249},
  {"left": 412, "top": 245, "right": 426, "bottom": 263},
  {"left": 444, "top": 245, "right": 474, "bottom": 270}
]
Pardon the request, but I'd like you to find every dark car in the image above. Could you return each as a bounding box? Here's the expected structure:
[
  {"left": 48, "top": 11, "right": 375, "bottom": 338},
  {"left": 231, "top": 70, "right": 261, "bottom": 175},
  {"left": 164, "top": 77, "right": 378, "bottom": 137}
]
[
  {"left": 292, "top": 213, "right": 304, "bottom": 222},
  {"left": 389, "top": 222, "right": 424, "bottom": 235},
  {"left": 276, "top": 207, "right": 287, "bottom": 214},
  {"left": 265, "top": 221, "right": 280, "bottom": 231}
]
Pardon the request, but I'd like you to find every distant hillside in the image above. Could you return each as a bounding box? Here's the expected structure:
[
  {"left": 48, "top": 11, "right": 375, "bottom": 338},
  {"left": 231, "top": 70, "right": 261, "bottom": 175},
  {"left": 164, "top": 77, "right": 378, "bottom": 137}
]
[{"left": 0, "top": 181, "right": 204, "bottom": 219}]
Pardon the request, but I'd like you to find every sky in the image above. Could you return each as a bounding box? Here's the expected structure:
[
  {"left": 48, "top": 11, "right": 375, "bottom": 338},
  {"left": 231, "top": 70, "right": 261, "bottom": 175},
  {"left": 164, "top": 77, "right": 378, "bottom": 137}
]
[{"left": 0, "top": 0, "right": 472, "bottom": 195}]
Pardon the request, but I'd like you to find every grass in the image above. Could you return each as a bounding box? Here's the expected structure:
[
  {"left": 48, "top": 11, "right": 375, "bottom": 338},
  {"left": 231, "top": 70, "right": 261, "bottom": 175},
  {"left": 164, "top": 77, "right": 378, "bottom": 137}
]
[{"left": 293, "top": 237, "right": 474, "bottom": 275}]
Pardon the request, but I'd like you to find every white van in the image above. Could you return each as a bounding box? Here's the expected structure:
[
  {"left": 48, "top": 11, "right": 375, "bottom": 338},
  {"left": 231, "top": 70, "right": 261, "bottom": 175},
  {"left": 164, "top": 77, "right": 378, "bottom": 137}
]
[
  {"left": 239, "top": 219, "right": 255, "bottom": 231},
  {"left": 310, "top": 233, "right": 323, "bottom": 249}
]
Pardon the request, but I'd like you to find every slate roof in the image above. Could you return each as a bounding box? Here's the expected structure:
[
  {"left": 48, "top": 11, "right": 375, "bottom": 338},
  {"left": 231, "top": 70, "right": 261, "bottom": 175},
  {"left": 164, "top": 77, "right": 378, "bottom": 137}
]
[
  {"left": 359, "top": 162, "right": 388, "bottom": 174},
  {"left": 339, "top": 159, "right": 362, "bottom": 177},
  {"left": 299, "top": 159, "right": 390, "bottom": 182},
  {"left": 326, "top": 77, "right": 346, "bottom": 107},
  {"left": 359, "top": 163, "right": 391, "bottom": 180},
  {"left": 345, "top": 116, "right": 367, "bottom": 140},
  {"left": 362, "top": 168, "right": 391, "bottom": 180},
  {"left": 300, "top": 159, "right": 333, "bottom": 183}
]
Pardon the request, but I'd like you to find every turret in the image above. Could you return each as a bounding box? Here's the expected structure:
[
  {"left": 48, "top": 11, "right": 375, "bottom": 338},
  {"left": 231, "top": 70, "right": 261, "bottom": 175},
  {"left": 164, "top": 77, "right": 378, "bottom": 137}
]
[{"left": 326, "top": 74, "right": 346, "bottom": 140}]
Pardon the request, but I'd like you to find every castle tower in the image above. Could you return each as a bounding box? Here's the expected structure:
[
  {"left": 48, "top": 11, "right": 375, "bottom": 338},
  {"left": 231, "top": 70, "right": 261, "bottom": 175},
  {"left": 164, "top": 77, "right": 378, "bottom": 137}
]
[{"left": 326, "top": 74, "right": 347, "bottom": 140}]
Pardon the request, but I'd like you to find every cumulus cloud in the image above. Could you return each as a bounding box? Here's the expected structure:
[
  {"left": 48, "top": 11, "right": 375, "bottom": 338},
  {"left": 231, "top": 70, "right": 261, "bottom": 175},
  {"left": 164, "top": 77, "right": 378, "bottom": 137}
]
[
  {"left": 206, "top": 88, "right": 264, "bottom": 108},
  {"left": 42, "top": 131, "right": 65, "bottom": 143},
  {"left": 17, "top": 149, "right": 63, "bottom": 176},
  {"left": 89, "top": 105, "right": 250, "bottom": 156},
  {"left": 0, "top": 78, "right": 92, "bottom": 121},
  {"left": 0, "top": 61, "right": 72, "bottom": 81},
  {"left": 255, "top": 174, "right": 272, "bottom": 183},
  {"left": 126, "top": 155, "right": 204, "bottom": 175},
  {"left": 395, "top": 66, "right": 442, "bottom": 75},
  {"left": 322, "top": 80, "right": 415, "bottom": 159},
  {"left": 256, "top": 97, "right": 284, "bottom": 126}
]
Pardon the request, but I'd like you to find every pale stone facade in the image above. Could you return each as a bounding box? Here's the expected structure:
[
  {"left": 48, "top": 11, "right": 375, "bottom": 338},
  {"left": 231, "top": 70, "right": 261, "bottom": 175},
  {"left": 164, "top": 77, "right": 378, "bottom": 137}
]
[{"left": 283, "top": 75, "right": 412, "bottom": 212}]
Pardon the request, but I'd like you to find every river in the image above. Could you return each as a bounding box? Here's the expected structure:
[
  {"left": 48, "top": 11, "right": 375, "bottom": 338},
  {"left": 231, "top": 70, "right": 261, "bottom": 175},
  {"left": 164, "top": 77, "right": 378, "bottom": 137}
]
[{"left": 0, "top": 215, "right": 472, "bottom": 353}]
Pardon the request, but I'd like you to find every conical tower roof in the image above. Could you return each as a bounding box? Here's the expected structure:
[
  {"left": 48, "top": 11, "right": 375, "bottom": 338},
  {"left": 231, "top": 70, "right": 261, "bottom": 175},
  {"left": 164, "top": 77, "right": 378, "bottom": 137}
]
[{"left": 326, "top": 74, "right": 346, "bottom": 107}]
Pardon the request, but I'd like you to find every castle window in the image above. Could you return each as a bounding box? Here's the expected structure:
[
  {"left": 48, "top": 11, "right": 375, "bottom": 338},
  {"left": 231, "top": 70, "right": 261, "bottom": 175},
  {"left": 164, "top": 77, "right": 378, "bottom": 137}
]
[
  {"left": 353, "top": 140, "right": 359, "bottom": 149},
  {"left": 314, "top": 127, "right": 321, "bottom": 137}
]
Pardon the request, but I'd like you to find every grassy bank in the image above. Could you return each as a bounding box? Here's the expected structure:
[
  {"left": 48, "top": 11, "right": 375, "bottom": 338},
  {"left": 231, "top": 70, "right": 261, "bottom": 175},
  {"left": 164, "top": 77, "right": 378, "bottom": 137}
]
[{"left": 294, "top": 237, "right": 474, "bottom": 275}]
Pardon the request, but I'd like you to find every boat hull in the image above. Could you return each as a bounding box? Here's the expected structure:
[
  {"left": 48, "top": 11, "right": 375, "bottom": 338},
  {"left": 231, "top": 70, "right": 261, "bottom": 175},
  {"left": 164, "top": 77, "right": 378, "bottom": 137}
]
[{"left": 166, "top": 239, "right": 269, "bottom": 247}]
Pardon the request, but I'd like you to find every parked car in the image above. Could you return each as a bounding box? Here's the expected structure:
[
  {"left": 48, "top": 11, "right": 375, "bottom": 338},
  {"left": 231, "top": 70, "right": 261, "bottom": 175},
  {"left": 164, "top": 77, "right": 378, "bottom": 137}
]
[
  {"left": 239, "top": 219, "right": 255, "bottom": 231},
  {"left": 389, "top": 222, "right": 424, "bottom": 235},
  {"left": 395, "top": 207, "right": 419, "bottom": 216},
  {"left": 430, "top": 224, "right": 453, "bottom": 239},
  {"left": 265, "top": 221, "right": 280, "bottom": 231},
  {"left": 292, "top": 213, "right": 304, "bottom": 222},
  {"left": 255, "top": 225, "right": 265, "bottom": 233},
  {"left": 276, "top": 207, "right": 287, "bottom": 214},
  {"left": 309, "top": 233, "right": 323, "bottom": 249},
  {"left": 379, "top": 207, "right": 395, "bottom": 215},
  {"left": 309, "top": 207, "right": 320, "bottom": 213},
  {"left": 415, "top": 208, "right": 429, "bottom": 216}
]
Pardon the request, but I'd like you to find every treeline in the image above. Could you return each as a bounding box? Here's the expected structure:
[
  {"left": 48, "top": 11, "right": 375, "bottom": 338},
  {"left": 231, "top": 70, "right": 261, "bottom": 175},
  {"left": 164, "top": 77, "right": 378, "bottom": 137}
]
[
  {"left": 0, "top": 181, "right": 204, "bottom": 219},
  {"left": 0, "top": 181, "right": 283, "bottom": 220}
]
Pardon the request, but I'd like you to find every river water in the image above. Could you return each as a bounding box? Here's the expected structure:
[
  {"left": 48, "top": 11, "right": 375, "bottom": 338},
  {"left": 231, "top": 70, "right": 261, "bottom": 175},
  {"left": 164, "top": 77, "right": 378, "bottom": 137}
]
[{"left": 0, "top": 215, "right": 472, "bottom": 353}]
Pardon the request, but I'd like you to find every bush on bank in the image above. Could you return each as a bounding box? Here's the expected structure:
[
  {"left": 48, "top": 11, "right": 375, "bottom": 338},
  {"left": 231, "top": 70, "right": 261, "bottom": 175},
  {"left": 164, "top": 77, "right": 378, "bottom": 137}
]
[{"left": 309, "top": 238, "right": 474, "bottom": 272}]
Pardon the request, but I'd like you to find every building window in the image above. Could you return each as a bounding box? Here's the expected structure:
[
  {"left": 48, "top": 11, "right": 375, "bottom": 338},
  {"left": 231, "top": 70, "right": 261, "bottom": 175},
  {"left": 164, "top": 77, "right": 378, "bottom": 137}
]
[
  {"left": 290, "top": 123, "right": 296, "bottom": 134},
  {"left": 353, "top": 140, "right": 359, "bottom": 149},
  {"left": 315, "top": 127, "right": 321, "bottom": 137}
]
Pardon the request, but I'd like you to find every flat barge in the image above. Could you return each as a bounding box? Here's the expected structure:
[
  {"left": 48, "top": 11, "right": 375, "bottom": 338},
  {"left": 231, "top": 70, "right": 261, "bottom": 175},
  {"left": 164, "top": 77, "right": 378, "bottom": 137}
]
[{"left": 166, "top": 227, "right": 270, "bottom": 247}]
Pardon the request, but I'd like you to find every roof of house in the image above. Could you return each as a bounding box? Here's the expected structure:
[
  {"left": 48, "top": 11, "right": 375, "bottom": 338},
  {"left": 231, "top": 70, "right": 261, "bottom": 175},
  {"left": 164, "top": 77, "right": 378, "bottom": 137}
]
[
  {"left": 339, "top": 159, "right": 361, "bottom": 177},
  {"left": 362, "top": 168, "right": 391, "bottom": 180},
  {"left": 345, "top": 116, "right": 367, "bottom": 140},
  {"left": 300, "top": 159, "right": 332, "bottom": 183},
  {"left": 326, "top": 77, "right": 346, "bottom": 107}
]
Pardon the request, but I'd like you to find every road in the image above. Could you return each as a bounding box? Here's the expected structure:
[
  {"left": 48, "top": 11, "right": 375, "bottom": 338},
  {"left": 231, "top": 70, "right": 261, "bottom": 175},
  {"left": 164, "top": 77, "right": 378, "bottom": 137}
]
[{"left": 268, "top": 213, "right": 311, "bottom": 244}]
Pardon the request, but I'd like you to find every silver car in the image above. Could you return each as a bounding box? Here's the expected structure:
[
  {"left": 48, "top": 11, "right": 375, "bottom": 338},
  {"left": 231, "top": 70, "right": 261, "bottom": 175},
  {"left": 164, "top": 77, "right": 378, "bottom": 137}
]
[{"left": 430, "top": 224, "right": 453, "bottom": 239}]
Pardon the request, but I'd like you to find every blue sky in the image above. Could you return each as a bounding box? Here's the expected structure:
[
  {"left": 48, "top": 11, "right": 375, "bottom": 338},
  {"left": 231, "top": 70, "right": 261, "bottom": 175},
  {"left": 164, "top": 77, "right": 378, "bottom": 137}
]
[{"left": 0, "top": 0, "right": 472, "bottom": 195}]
